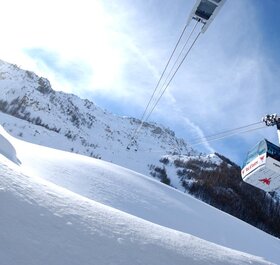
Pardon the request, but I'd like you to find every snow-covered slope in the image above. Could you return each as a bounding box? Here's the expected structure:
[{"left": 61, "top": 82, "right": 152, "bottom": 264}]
[
  {"left": 0, "top": 159, "right": 271, "bottom": 265},
  {"left": 0, "top": 126, "right": 279, "bottom": 264},
  {"left": 0, "top": 59, "right": 196, "bottom": 179}
]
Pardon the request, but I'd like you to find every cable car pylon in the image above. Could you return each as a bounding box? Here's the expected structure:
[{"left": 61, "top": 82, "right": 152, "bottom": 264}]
[{"left": 262, "top": 113, "right": 280, "bottom": 145}]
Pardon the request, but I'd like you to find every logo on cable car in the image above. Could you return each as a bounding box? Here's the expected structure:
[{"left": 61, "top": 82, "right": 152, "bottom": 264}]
[
  {"left": 259, "top": 178, "right": 271, "bottom": 185},
  {"left": 260, "top": 155, "right": 265, "bottom": 162},
  {"left": 245, "top": 160, "right": 258, "bottom": 172}
]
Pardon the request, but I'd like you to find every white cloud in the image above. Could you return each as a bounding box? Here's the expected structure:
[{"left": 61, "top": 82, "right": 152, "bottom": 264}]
[
  {"left": 0, "top": 0, "right": 126, "bottom": 92},
  {"left": 1, "top": 0, "right": 278, "bottom": 163}
]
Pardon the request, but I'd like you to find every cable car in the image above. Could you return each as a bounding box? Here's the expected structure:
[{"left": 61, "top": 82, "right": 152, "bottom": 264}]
[
  {"left": 187, "top": 0, "right": 227, "bottom": 33},
  {"left": 241, "top": 139, "right": 280, "bottom": 192},
  {"left": 241, "top": 114, "right": 280, "bottom": 192}
]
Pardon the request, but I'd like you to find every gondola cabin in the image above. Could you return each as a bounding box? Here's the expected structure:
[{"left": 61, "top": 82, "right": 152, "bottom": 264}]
[
  {"left": 187, "top": 0, "right": 226, "bottom": 33},
  {"left": 241, "top": 139, "right": 280, "bottom": 192}
]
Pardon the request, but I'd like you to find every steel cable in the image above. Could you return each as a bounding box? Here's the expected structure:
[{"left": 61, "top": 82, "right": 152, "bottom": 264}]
[{"left": 129, "top": 24, "right": 202, "bottom": 147}]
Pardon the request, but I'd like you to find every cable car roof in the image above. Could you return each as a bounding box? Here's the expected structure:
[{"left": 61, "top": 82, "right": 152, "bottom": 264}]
[{"left": 187, "top": 0, "right": 226, "bottom": 33}]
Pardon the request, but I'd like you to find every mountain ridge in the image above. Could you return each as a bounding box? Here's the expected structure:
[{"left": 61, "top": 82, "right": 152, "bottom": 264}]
[
  {"left": 1, "top": 59, "right": 280, "bottom": 240},
  {"left": 0, "top": 59, "right": 198, "bottom": 177}
]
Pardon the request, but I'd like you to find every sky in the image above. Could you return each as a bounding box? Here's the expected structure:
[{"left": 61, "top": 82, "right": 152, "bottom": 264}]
[{"left": 0, "top": 0, "right": 280, "bottom": 165}]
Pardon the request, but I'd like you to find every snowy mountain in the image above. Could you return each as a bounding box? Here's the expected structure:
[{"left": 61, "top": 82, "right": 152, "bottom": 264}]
[
  {"left": 0, "top": 125, "right": 279, "bottom": 265},
  {"left": 1, "top": 59, "right": 280, "bottom": 240},
  {"left": 0, "top": 59, "right": 197, "bottom": 177}
]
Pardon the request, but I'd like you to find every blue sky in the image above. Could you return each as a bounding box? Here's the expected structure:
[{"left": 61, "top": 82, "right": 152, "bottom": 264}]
[{"left": 1, "top": 0, "right": 280, "bottom": 165}]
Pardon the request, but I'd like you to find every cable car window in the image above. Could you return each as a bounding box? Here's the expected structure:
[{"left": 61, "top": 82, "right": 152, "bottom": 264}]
[
  {"left": 195, "top": 1, "right": 217, "bottom": 20},
  {"left": 243, "top": 144, "right": 259, "bottom": 166},
  {"left": 266, "top": 141, "right": 280, "bottom": 161},
  {"left": 258, "top": 140, "right": 267, "bottom": 155}
]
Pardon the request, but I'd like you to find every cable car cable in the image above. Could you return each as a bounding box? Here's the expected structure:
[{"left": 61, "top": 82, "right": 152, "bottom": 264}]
[
  {"left": 128, "top": 21, "right": 200, "bottom": 148},
  {"left": 143, "top": 30, "right": 202, "bottom": 124},
  {"left": 152, "top": 20, "right": 200, "bottom": 108},
  {"left": 132, "top": 28, "right": 202, "bottom": 144},
  {"left": 190, "top": 121, "right": 263, "bottom": 142},
  {"left": 138, "top": 21, "right": 191, "bottom": 124},
  {"left": 137, "top": 123, "right": 267, "bottom": 154},
  {"left": 190, "top": 125, "right": 266, "bottom": 146},
  {"left": 189, "top": 125, "right": 267, "bottom": 147}
]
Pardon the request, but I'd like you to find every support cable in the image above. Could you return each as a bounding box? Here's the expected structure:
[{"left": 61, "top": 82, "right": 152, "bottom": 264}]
[
  {"left": 144, "top": 30, "right": 202, "bottom": 123},
  {"left": 190, "top": 121, "right": 263, "bottom": 142},
  {"left": 188, "top": 125, "right": 267, "bottom": 147},
  {"left": 137, "top": 122, "right": 267, "bottom": 154},
  {"left": 154, "top": 20, "right": 200, "bottom": 104},
  {"left": 129, "top": 28, "right": 202, "bottom": 149},
  {"left": 128, "top": 20, "right": 192, "bottom": 146}
]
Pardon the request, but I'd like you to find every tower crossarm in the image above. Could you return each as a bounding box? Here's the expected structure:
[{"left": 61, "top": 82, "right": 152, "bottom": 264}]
[{"left": 263, "top": 114, "right": 280, "bottom": 145}]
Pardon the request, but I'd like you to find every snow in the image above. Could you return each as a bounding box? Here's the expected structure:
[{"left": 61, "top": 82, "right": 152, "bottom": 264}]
[
  {"left": 0, "top": 160, "right": 271, "bottom": 265},
  {"left": 0, "top": 133, "right": 19, "bottom": 165},
  {"left": 0, "top": 59, "right": 197, "bottom": 182},
  {"left": 164, "top": 153, "right": 223, "bottom": 164},
  {"left": 0, "top": 126, "right": 279, "bottom": 264}
]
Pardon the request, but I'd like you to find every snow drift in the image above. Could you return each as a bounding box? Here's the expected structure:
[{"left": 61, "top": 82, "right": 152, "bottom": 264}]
[{"left": 0, "top": 126, "right": 279, "bottom": 264}]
